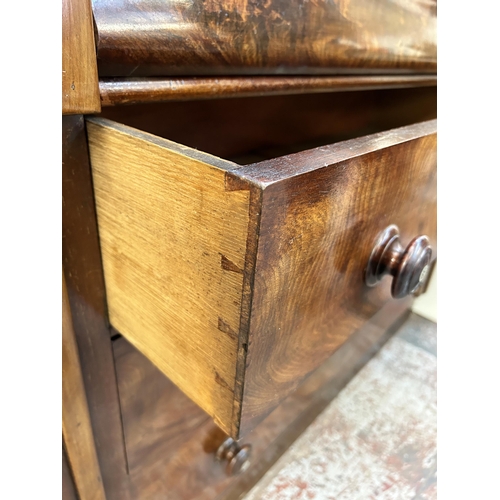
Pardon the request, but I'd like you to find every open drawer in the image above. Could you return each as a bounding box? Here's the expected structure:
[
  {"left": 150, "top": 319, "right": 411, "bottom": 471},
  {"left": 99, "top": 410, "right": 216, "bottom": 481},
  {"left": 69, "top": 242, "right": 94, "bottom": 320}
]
[{"left": 86, "top": 112, "right": 436, "bottom": 439}]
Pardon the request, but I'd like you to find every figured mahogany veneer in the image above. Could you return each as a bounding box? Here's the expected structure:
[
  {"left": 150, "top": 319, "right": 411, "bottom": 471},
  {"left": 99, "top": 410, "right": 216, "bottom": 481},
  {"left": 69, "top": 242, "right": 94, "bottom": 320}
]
[
  {"left": 86, "top": 117, "right": 436, "bottom": 438},
  {"left": 92, "top": 0, "right": 436, "bottom": 77}
]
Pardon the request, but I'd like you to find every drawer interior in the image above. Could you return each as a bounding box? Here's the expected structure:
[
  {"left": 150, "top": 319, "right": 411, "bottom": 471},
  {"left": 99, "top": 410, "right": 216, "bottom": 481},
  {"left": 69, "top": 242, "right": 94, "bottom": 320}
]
[{"left": 100, "top": 86, "right": 436, "bottom": 164}]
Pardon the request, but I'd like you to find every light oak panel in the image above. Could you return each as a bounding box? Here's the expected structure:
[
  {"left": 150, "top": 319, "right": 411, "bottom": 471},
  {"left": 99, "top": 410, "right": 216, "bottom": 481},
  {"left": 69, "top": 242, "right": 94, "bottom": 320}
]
[
  {"left": 87, "top": 118, "right": 251, "bottom": 434},
  {"left": 62, "top": 0, "right": 100, "bottom": 114},
  {"left": 62, "top": 272, "right": 106, "bottom": 500}
]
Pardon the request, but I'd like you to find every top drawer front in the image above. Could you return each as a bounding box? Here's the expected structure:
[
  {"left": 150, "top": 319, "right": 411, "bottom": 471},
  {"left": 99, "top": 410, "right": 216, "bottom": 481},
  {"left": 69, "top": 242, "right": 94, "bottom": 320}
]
[
  {"left": 92, "top": 0, "right": 436, "bottom": 77},
  {"left": 87, "top": 118, "right": 436, "bottom": 438}
]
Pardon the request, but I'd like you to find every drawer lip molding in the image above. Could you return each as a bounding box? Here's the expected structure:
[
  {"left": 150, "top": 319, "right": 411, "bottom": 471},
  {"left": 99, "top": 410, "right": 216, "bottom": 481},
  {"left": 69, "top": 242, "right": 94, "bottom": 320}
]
[
  {"left": 87, "top": 117, "right": 436, "bottom": 438},
  {"left": 99, "top": 76, "right": 437, "bottom": 107}
]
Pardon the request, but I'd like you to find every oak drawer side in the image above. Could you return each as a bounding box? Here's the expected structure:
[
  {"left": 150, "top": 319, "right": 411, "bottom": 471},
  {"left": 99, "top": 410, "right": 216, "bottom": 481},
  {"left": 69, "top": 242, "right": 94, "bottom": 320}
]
[{"left": 87, "top": 118, "right": 251, "bottom": 433}]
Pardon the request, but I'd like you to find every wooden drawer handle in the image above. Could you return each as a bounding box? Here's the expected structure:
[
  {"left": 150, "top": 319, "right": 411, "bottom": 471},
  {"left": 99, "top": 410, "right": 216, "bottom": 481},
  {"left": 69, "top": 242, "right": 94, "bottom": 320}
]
[
  {"left": 365, "top": 225, "right": 432, "bottom": 299},
  {"left": 215, "top": 437, "right": 252, "bottom": 476}
]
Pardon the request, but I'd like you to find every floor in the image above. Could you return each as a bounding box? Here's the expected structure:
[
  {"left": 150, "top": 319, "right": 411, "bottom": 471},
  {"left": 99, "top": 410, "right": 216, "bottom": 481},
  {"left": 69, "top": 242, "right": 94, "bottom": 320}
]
[{"left": 243, "top": 313, "right": 437, "bottom": 500}]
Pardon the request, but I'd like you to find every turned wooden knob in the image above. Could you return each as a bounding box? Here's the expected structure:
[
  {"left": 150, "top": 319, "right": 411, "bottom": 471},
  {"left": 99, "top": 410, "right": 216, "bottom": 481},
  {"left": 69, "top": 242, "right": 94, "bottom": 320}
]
[
  {"left": 215, "top": 437, "right": 252, "bottom": 476},
  {"left": 365, "top": 225, "right": 432, "bottom": 299}
]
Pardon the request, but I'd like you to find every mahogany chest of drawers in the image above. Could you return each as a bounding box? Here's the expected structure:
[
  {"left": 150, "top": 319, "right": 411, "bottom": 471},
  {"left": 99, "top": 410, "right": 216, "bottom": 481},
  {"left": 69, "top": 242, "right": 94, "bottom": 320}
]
[{"left": 62, "top": 1, "right": 437, "bottom": 498}]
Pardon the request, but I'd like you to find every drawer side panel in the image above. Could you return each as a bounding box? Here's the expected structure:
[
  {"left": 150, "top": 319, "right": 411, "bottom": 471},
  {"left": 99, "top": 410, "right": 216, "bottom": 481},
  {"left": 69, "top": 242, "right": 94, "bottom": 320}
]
[{"left": 87, "top": 119, "right": 250, "bottom": 434}]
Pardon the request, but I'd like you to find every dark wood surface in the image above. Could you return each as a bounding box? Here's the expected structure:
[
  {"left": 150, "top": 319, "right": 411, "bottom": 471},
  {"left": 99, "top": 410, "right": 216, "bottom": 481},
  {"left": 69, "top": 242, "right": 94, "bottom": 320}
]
[
  {"left": 113, "top": 300, "right": 411, "bottom": 499},
  {"left": 62, "top": 115, "right": 130, "bottom": 500},
  {"left": 92, "top": 0, "right": 436, "bottom": 77},
  {"left": 99, "top": 75, "right": 437, "bottom": 106},
  {"left": 62, "top": 0, "right": 100, "bottom": 113},
  {"left": 100, "top": 86, "right": 437, "bottom": 164},
  {"left": 62, "top": 272, "right": 106, "bottom": 500},
  {"left": 233, "top": 120, "right": 437, "bottom": 435}
]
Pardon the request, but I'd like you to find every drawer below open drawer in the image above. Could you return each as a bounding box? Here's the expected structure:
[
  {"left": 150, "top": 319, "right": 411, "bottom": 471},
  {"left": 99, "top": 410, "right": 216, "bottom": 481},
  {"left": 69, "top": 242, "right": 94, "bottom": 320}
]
[{"left": 86, "top": 115, "right": 436, "bottom": 438}]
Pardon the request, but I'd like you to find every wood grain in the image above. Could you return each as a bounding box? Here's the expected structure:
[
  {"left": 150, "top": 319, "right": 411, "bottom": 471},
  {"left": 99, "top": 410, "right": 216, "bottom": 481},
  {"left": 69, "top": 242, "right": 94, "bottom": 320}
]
[
  {"left": 63, "top": 272, "right": 106, "bottom": 500},
  {"left": 112, "top": 300, "right": 411, "bottom": 499},
  {"left": 62, "top": 0, "right": 100, "bottom": 114},
  {"left": 99, "top": 75, "right": 437, "bottom": 106},
  {"left": 86, "top": 117, "right": 253, "bottom": 435},
  {"left": 235, "top": 120, "right": 437, "bottom": 435},
  {"left": 62, "top": 115, "right": 130, "bottom": 500},
  {"left": 92, "top": 0, "right": 436, "bottom": 77}
]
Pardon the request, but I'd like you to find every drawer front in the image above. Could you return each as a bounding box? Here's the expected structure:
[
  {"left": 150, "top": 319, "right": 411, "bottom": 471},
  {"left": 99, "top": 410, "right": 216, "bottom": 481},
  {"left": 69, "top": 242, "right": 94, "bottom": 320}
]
[
  {"left": 87, "top": 117, "right": 436, "bottom": 438},
  {"left": 237, "top": 123, "right": 436, "bottom": 434},
  {"left": 93, "top": 0, "right": 436, "bottom": 77}
]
